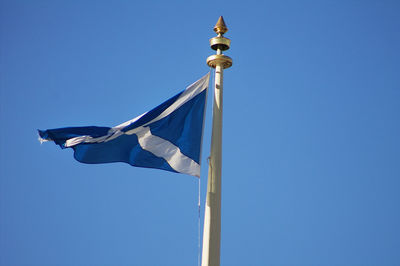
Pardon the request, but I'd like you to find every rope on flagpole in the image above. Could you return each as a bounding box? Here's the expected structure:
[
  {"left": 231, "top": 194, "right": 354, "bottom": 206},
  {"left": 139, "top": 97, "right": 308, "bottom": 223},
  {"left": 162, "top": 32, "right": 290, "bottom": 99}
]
[
  {"left": 197, "top": 66, "right": 215, "bottom": 266},
  {"left": 198, "top": 67, "right": 214, "bottom": 266},
  {"left": 198, "top": 177, "right": 201, "bottom": 266}
]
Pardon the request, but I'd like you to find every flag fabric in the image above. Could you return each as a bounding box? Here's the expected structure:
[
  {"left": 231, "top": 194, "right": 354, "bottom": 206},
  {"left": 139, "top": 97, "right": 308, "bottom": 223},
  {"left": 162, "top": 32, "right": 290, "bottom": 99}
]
[{"left": 38, "top": 73, "right": 210, "bottom": 177}]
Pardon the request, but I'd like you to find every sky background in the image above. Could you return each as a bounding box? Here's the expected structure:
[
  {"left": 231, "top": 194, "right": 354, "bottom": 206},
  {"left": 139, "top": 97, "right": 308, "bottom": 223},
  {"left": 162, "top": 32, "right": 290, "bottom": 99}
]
[{"left": 1, "top": 0, "right": 400, "bottom": 265}]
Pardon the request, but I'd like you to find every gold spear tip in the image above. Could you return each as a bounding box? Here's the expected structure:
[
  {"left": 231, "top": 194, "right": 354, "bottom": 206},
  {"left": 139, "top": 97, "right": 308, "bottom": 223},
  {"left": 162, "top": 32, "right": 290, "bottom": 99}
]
[{"left": 214, "top": 16, "right": 228, "bottom": 35}]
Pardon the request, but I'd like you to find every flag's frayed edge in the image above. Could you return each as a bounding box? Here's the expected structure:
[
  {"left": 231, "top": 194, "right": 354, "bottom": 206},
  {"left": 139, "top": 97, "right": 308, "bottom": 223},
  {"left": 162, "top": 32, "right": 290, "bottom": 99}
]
[{"left": 38, "top": 134, "right": 49, "bottom": 144}]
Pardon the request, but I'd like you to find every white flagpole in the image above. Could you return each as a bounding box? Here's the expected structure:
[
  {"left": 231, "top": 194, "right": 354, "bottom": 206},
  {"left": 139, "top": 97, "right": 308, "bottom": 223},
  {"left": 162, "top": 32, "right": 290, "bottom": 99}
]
[{"left": 201, "top": 16, "right": 232, "bottom": 266}]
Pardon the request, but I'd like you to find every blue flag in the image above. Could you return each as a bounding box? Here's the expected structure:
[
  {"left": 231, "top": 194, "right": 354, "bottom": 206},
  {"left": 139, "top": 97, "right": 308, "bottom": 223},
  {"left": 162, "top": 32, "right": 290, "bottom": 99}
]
[{"left": 38, "top": 73, "right": 210, "bottom": 177}]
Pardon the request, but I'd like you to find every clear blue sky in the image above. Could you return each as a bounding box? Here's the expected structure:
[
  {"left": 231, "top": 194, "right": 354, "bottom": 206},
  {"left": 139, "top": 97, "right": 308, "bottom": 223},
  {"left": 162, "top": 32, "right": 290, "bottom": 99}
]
[{"left": 1, "top": 0, "right": 400, "bottom": 265}]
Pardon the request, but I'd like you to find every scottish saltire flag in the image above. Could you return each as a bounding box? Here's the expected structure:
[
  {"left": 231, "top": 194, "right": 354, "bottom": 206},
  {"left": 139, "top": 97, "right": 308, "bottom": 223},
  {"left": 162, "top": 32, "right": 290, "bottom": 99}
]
[{"left": 38, "top": 73, "right": 210, "bottom": 177}]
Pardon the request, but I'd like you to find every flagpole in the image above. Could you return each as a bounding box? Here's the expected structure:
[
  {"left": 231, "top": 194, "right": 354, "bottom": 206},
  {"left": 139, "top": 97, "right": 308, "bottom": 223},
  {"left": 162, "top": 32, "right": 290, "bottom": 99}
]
[{"left": 202, "top": 16, "right": 232, "bottom": 266}]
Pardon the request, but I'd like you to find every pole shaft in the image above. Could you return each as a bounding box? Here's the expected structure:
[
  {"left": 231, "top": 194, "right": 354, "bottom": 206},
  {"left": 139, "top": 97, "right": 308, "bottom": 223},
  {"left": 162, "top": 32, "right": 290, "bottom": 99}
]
[
  {"left": 202, "top": 16, "right": 232, "bottom": 266},
  {"left": 202, "top": 64, "right": 223, "bottom": 266}
]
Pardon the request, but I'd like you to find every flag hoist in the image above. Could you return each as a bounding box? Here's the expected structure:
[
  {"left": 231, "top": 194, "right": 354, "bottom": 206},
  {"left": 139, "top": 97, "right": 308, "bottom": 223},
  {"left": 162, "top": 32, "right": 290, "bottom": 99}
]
[{"left": 202, "top": 16, "right": 232, "bottom": 266}]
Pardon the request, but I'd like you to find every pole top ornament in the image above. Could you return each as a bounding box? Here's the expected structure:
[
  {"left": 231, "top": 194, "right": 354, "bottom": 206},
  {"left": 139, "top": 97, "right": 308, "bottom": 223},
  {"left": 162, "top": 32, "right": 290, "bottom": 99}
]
[{"left": 207, "top": 16, "right": 232, "bottom": 69}]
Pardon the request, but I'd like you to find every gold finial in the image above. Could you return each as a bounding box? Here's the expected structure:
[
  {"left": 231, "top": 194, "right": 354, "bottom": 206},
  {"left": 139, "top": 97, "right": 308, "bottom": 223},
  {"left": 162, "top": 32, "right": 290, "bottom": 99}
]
[
  {"left": 209, "top": 16, "right": 231, "bottom": 51},
  {"left": 214, "top": 16, "right": 228, "bottom": 35},
  {"left": 207, "top": 16, "right": 232, "bottom": 69}
]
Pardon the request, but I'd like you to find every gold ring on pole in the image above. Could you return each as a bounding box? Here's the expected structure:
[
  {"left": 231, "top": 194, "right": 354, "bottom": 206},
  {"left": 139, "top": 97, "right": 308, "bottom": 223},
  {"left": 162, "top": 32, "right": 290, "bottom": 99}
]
[{"left": 206, "top": 55, "right": 233, "bottom": 69}]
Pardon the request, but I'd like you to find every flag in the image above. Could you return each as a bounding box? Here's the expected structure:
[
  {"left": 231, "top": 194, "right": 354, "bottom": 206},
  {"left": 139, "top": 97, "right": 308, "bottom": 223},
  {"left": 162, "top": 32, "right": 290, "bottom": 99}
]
[{"left": 38, "top": 73, "right": 210, "bottom": 177}]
